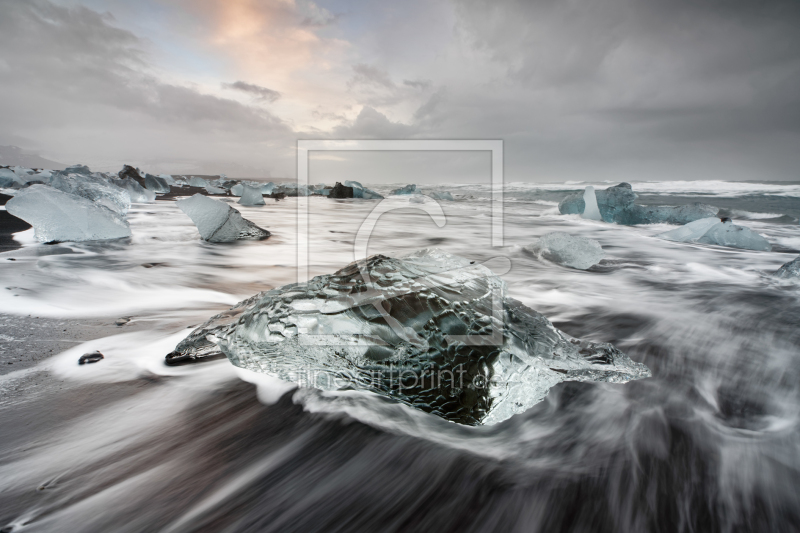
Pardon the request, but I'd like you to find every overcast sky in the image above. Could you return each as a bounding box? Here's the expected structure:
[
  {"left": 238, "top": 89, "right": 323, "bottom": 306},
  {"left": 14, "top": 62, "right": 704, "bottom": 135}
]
[{"left": 1, "top": 0, "right": 799, "bottom": 182}]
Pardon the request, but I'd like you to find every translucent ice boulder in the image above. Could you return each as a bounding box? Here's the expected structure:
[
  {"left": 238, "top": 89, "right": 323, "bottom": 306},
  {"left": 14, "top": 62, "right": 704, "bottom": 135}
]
[
  {"left": 0, "top": 168, "right": 19, "bottom": 188},
  {"left": 230, "top": 183, "right": 244, "bottom": 196},
  {"left": 144, "top": 174, "right": 170, "bottom": 194},
  {"left": 189, "top": 177, "right": 209, "bottom": 188},
  {"left": 176, "top": 194, "right": 269, "bottom": 242},
  {"left": 525, "top": 232, "right": 605, "bottom": 270},
  {"left": 657, "top": 218, "right": 771, "bottom": 251},
  {"left": 559, "top": 182, "right": 718, "bottom": 226},
  {"left": 428, "top": 191, "right": 454, "bottom": 201},
  {"left": 581, "top": 186, "right": 602, "bottom": 221},
  {"left": 261, "top": 182, "right": 275, "bottom": 195},
  {"left": 166, "top": 249, "right": 650, "bottom": 426},
  {"left": 6, "top": 185, "right": 131, "bottom": 242},
  {"left": 48, "top": 171, "right": 131, "bottom": 214},
  {"left": 391, "top": 184, "right": 419, "bottom": 195},
  {"left": 238, "top": 184, "right": 265, "bottom": 206},
  {"left": 775, "top": 256, "right": 800, "bottom": 278},
  {"left": 112, "top": 177, "right": 156, "bottom": 203}
]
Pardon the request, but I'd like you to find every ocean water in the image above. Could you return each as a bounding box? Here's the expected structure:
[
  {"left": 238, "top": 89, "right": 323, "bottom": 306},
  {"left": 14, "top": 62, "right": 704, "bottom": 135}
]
[{"left": 1, "top": 181, "right": 800, "bottom": 532}]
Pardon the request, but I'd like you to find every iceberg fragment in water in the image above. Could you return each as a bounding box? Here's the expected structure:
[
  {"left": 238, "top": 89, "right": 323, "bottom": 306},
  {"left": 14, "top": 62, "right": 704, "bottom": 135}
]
[
  {"left": 112, "top": 177, "right": 155, "bottom": 203},
  {"left": 48, "top": 171, "right": 131, "bottom": 214},
  {"left": 428, "top": 191, "right": 454, "bottom": 201},
  {"left": 6, "top": 185, "right": 131, "bottom": 242},
  {"left": 144, "top": 174, "right": 170, "bottom": 194},
  {"left": 775, "top": 256, "right": 800, "bottom": 278},
  {"left": 581, "top": 186, "right": 602, "bottom": 221},
  {"left": 391, "top": 184, "right": 419, "bottom": 195},
  {"left": 657, "top": 218, "right": 771, "bottom": 251},
  {"left": 559, "top": 182, "right": 718, "bottom": 225},
  {"left": 525, "top": 232, "right": 605, "bottom": 270},
  {"left": 176, "top": 194, "right": 269, "bottom": 242},
  {"left": 166, "top": 249, "right": 650, "bottom": 425},
  {"left": 238, "top": 184, "right": 265, "bottom": 206}
]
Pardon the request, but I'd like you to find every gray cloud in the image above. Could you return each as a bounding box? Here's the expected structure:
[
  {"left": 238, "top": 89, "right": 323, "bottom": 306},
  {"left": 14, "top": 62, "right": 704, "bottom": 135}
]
[
  {"left": 222, "top": 81, "right": 282, "bottom": 103},
  {"left": 0, "top": 0, "right": 290, "bottom": 175}
]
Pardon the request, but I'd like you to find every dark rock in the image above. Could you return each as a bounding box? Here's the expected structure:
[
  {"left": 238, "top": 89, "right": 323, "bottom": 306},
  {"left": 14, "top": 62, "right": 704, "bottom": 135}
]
[
  {"left": 78, "top": 351, "right": 104, "bottom": 365},
  {"left": 119, "top": 164, "right": 146, "bottom": 187},
  {"left": 329, "top": 182, "right": 354, "bottom": 199},
  {"left": 0, "top": 193, "right": 12, "bottom": 206},
  {"left": 266, "top": 192, "right": 286, "bottom": 201}
]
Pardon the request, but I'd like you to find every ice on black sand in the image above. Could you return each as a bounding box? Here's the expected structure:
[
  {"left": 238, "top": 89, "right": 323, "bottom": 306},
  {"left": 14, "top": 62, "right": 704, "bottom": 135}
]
[
  {"left": 177, "top": 194, "right": 269, "bottom": 242},
  {"left": 6, "top": 185, "right": 132, "bottom": 243},
  {"left": 238, "top": 184, "right": 266, "bottom": 206},
  {"left": 525, "top": 232, "right": 605, "bottom": 270},
  {"left": 657, "top": 217, "right": 771, "bottom": 251},
  {"left": 167, "top": 249, "right": 649, "bottom": 426}
]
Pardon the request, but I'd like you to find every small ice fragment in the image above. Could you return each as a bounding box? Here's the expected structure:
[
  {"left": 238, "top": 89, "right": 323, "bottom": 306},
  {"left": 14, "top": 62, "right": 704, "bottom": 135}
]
[
  {"left": 176, "top": 194, "right": 270, "bottom": 242},
  {"left": 205, "top": 185, "right": 226, "bottom": 195},
  {"left": 238, "top": 184, "right": 265, "bottom": 206},
  {"left": 698, "top": 220, "right": 771, "bottom": 251},
  {"left": 525, "top": 232, "right": 604, "bottom": 270},
  {"left": 6, "top": 185, "right": 131, "bottom": 242},
  {"left": 144, "top": 174, "right": 170, "bottom": 194},
  {"left": 775, "top": 256, "right": 800, "bottom": 278},
  {"left": 231, "top": 183, "right": 244, "bottom": 196},
  {"left": 581, "top": 186, "right": 602, "bottom": 220},
  {"left": 112, "top": 177, "right": 155, "bottom": 203},
  {"left": 64, "top": 164, "right": 92, "bottom": 175},
  {"left": 189, "top": 177, "right": 209, "bottom": 188},
  {"left": 391, "top": 184, "right": 418, "bottom": 195},
  {"left": 428, "top": 191, "right": 454, "bottom": 201},
  {"left": 657, "top": 217, "right": 771, "bottom": 251}
]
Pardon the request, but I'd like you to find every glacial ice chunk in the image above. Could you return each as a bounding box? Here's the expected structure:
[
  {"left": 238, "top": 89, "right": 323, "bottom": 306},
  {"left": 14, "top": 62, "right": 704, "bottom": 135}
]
[
  {"left": 48, "top": 171, "right": 131, "bottom": 214},
  {"left": 775, "top": 256, "right": 800, "bottom": 278},
  {"left": 166, "top": 249, "right": 650, "bottom": 426},
  {"left": 176, "top": 194, "right": 270, "bottom": 242},
  {"left": 428, "top": 191, "right": 454, "bottom": 201},
  {"left": 63, "top": 164, "right": 92, "bottom": 175},
  {"left": 698, "top": 220, "right": 772, "bottom": 251},
  {"left": 238, "top": 184, "right": 265, "bottom": 206},
  {"left": 231, "top": 184, "right": 244, "bottom": 196},
  {"left": 261, "top": 182, "right": 275, "bottom": 195},
  {"left": 205, "top": 185, "right": 226, "bottom": 195},
  {"left": 391, "top": 184, "right": 419, "bottom": 195},
  {"left": 658, "top": 218, "right": 772, "bottom": 251},
  {"left": 188, "top": 177, "right": 209, "bottom": 188},
  {"left": 6, "top": 185, "right": 131, "bottom": 242},
  {"left": 0, "top": 168, "right": 23, "bottom": 187},
  {"left": 581, "top": 186, "right": 602, "bottom": 220},
  {"left": 559, "top": 182, "right": 718, "bottom": 225},
  {"left": 112, "top": 177, "right": 156, "bottom": 203},
  {"left": 525, "top": 232, "right": 605, "bottom": 270},
  {"left": 144, "top": 174, "right": 170, "bottom": 194}
]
